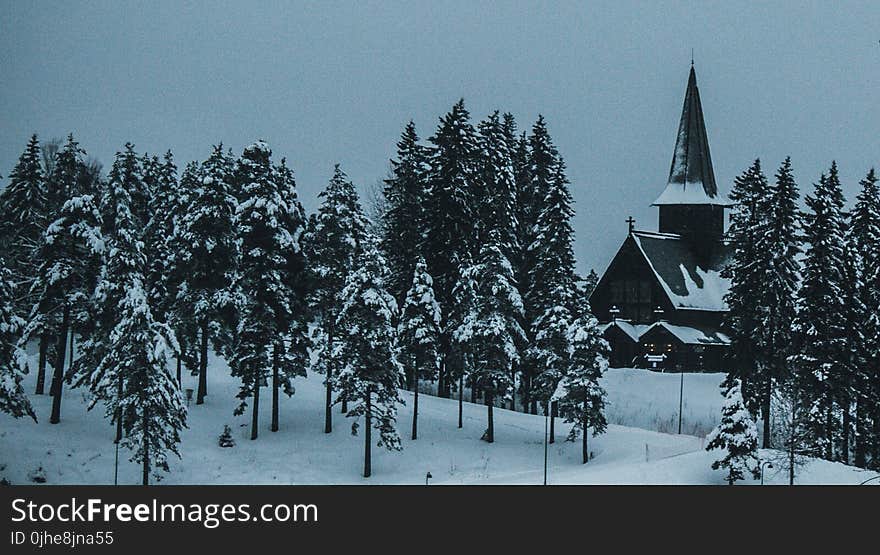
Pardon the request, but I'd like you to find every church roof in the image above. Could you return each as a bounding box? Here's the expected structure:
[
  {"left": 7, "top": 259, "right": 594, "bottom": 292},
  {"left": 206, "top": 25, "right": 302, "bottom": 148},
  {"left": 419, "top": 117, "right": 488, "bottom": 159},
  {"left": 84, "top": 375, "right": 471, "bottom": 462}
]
[
  {"left": 653, "top": 66, "right": 728, "bottom": 206},
  {"left": 599, "top": 319, "right": 730, "bottom": 346},
  {"left": 630, "top": 230, "right": 731, "bottom": 311}
]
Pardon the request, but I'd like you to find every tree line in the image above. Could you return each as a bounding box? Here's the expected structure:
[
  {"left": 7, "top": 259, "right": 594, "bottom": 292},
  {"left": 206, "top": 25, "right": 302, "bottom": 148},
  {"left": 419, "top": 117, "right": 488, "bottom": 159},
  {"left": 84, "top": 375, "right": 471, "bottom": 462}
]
[
  {"left": 0, "top": 100, "right": 609, "bottom": 481},
  {"left": 707, "top": 158, "right": 880, "bottom": 484}
]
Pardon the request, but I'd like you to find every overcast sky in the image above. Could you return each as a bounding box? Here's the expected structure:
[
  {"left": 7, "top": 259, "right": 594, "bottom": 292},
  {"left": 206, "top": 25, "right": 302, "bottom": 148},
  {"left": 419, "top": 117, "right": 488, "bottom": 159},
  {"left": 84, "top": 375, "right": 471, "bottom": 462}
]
[{"left": 1, "top": 1, "right": 878, "bottom": 275}]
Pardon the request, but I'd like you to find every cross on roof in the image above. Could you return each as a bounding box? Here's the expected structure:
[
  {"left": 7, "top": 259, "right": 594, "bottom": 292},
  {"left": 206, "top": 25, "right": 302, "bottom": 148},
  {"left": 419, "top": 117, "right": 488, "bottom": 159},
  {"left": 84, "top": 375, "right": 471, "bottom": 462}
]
[{"left": 626, "top": 216, "right": 636, "bottom": 232}]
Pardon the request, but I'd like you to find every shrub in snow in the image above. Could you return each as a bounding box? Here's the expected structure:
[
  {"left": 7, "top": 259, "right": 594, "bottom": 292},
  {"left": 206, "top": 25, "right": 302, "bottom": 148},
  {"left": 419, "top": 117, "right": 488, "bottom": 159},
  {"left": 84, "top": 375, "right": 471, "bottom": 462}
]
[
  {"left": 706, "top": 380, "right": 761, "bottom": 485},
  {"left": 218, "top": 425, "right": 235, "bottom": 448}
]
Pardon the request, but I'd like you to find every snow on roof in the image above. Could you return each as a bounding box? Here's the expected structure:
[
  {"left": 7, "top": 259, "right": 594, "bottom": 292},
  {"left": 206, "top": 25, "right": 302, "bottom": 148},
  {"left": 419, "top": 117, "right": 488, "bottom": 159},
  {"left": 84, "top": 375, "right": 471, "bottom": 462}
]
[
  {"left": 599, "top": 320, "right": 651, "bottom": 342},
  {"left": 653, "top": 66, "right": 727, "bottom": 206},
  {"left": 652, "top": 181, "right": 732, "bottom": 206},
  {"left": 600, "top": 320, "right": 729, "bottom": 346},
  {"left": 643, "top": 321, "right": 730, "bottom": 346},
  {"left": 631, "top": 231, "right": 731, "bottom": 312}
]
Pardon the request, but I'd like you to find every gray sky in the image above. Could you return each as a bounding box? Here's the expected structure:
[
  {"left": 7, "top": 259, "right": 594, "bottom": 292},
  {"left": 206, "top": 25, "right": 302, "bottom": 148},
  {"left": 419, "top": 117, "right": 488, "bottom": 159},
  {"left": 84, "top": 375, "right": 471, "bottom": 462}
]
[{"left": 2, "top": 1, "right": 878, "bottom": 276}]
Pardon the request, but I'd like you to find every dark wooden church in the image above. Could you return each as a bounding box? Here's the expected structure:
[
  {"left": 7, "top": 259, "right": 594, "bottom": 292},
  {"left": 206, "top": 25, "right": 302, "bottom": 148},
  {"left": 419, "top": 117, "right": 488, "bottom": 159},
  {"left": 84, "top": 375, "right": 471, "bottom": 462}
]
[{"left": 589, "top": 65, "right": 732, "bottom": 372}]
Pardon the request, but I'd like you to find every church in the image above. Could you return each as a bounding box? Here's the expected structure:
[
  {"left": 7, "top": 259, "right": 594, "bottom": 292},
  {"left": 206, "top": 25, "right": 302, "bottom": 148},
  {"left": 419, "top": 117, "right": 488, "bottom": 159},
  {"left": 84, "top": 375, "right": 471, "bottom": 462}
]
[{"left": 588, "top": 65, "right": 732, "bottom": 372}]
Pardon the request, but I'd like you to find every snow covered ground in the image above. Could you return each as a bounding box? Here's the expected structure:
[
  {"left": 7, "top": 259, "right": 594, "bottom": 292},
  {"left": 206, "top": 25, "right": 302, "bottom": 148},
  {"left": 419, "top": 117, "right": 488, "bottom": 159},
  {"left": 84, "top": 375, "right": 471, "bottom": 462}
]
[{"left": 0, "top": 353, "right": 874, "bottom": 485}]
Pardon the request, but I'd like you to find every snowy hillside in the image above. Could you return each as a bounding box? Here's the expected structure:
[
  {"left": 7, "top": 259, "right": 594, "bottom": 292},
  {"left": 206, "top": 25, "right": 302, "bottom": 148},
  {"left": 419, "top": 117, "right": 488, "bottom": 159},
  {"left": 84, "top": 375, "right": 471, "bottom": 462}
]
[{"left": 0, "top": 353, "right": 873, "bottom": 485}]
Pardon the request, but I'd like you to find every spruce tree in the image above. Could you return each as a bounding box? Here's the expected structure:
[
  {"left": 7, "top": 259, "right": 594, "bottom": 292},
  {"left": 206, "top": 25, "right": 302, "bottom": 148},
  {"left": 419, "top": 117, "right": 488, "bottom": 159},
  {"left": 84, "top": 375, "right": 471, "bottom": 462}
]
[
  {"left": 229, "top": 141, "right": 307, "bottom": 440},
  {"left": 520, "top": 116, "right": 561, "bottom": 413},
  {"left": 748, "top": 158, "right": 802, "bottom": 447},
  {"left": 305, "top": 165, "right": 372, "bottom": 433},
  {"left": 558, "top": 308, "right": 608, "bottom": 463},
  {"left": 528, "top": 154, "right": 577, "bottom": 430},
  {"left": 789, "top": 162, "right": 849, "bottom": 461},
  {"left": 469, "top": 231, "right": 526, "bottom": 443},
  {"left": 425, "top": 99, "right": 480, "bottom": 397},
  {"left": 449, "top": 255, "right": 477, "bottom": 428},
  {"left": 476, "top": 111, "right": 518, "bottom": 258},
  {"left": 334, "top": 237, "right": 404, "bottom": 477},
  {"left": 381, "top": 121, "right": 428, "bottom": 304},
  {"left": 0, "top": 258, "right": 35, "bottom": 420},
  {"left": 0, "top": 134, "right": 47, "bottom": 312},
  {"left": 177, "top": 146, "right": 238, "bottom": 404},
  {"left": 706, "top": 380, "right": 761, "bottom": 485},
  {"left": 18, "top": 140, "right": 104, "bottom": 424},
  {"left": 849, "top": 168, "right": 880, "bottom": 468},
  {"left": 398, "top": 257, "right": 441, "bottom": 440},
  {"left": 722, "top": 159, "right": 771, "bottom": 417}
]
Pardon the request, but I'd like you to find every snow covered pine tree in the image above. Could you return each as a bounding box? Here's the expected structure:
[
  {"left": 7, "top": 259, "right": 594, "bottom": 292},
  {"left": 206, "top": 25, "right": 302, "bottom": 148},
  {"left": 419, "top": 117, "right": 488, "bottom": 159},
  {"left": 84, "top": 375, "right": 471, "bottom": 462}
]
[
  {"left": 706, "top": 380, "right": 761, "bottom": 485},
  {"left": 398, "top": 257, "right": 441, "bottom": 440},
  {"left": 0, "top": 258, "right": 35, "bottom": 420},
  {"left": 334, "top": 237, "right": 404, "bottom": 477},
  {"left": 558, "top": 308, "right": 608, "bottom": 463},
  {"left": 305, "top": 165, "right": 372, "bottom": 433}
]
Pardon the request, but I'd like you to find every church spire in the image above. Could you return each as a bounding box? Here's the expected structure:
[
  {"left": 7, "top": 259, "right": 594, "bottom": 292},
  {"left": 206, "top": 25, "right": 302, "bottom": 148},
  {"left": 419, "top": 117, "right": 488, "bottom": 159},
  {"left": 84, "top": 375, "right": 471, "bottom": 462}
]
[{"left": 653, "top": 65, "right": 725, "bottom": 206}]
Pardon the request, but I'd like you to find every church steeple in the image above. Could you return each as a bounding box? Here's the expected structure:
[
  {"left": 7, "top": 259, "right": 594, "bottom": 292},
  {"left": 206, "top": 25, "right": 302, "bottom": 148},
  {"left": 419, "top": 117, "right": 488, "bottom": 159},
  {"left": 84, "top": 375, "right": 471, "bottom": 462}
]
[{"left": 653, "top": 65, "right": 726, "bottom": 206}]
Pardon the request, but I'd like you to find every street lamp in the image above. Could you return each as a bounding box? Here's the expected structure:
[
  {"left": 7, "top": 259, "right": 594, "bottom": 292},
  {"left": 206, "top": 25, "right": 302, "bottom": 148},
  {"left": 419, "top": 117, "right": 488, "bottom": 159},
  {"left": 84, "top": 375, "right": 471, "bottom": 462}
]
[
  {"left": 760, "top": 461, "right": 774, "bottom": 485},
  {"left": 425, "top": 471, "right": 432, "bottom": 486}
]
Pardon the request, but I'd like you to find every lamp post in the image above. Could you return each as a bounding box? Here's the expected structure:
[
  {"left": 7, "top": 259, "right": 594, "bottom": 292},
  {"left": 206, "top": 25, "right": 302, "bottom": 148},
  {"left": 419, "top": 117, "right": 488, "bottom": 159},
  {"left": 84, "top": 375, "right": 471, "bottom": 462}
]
[
  {"left": 761, "top": 461, "right": 774, "bottom": 485},
  {"left": 425, "top": 472, "right": 432, "bottom": 486},
  {"left": 678, "top": 372, "right": 684, "bottom": 435}
]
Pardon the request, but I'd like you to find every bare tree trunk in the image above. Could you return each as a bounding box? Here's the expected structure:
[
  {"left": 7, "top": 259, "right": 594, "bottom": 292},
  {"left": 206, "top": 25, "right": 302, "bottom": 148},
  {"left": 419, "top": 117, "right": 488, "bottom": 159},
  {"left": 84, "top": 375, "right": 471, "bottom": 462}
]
[
  {"left": 142, "top": 406, "right": 150, "bottom": 486},
  {"left": 35, "top": 334, "right": 48, "bottom": 395},
  {"left": 762, "top": 373, "right": 772, "bottom": 448},
  {"left": 176, "top": 354, "right": 182, "bottom": 389},
  {"left": 115, "top": 377, "right": 123, "bottom": 443},
  {"left": 485, "top": 392, "right": 494, "bottom": 443},
  {"left": 549, "top": 400, "right": 557, "bottom": 444},
  {"left": 364, "top": 387, "right": 372, "bottom": 478},
  {"left": 251, "top": 371, "right": 260, "bottom": 440},
  {"left": 854, "top": 396, "right": 866, "bottom": 468},
  {"left": 49, "top": 304, "right": 70, "bottom": 424},
  {"left": 841, "top": 392, "right": 850, "bottom": 465},
  {"left": 412, "top": 372, "right": 419, "bottom": 440},
  {"left": 324, "top": 366, "right": 333, "bottom": 434},
  {"left": 196, "top": 321, "right": 208, "bottom": 404},
  {"left": 271, "top": 343, "right": 280, "bottom": 433},
  {"left": 458, "top": 374, "right": 463, "bottom": 429},
  {"left": 582, "top": 410, "right": 589, "bottom": 464}
]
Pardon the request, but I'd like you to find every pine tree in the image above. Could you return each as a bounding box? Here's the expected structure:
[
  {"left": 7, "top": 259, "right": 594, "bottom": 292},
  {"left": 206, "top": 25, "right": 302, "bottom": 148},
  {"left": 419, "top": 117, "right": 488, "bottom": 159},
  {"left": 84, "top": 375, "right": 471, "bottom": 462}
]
[
  {"left": 527, "top": 153, "right": 577, "bottom": 429},
  {"left": 268, "top": 157, "right": 310, "bottom": 433},
  {"left": 469, "top": 231, "right": 526, "bottom": 443},
  {"left": 78, "top": 168, "right": 185, "bottom": 484},
  {"left": 334, "top": 238, "right": 404, "bottom": 477},
  {"left": 476, "top": 111, "right": 518, "bottom": 259},
  {"left": 558, "top": 308, "right": 608, "bottom": 463},
  {"left": 789, "top": 162, "right": 849, "bottom": 461},
  {"left": 229, "top": 141, "right": 307, "bottom": 440},
  {"left": 305, "top": 165, "right": 372, "bottom": 433},
  {"left": 0, "top": 258, "right": 35, "bottom": 420},
  {"left": 449, "top": 255, "right": 477, "bottom": 428},
  {"left": 0, "top": 134, "right": 47, "bottom": 313},
  {"left": 745, "top": 158, "right": 802, "bottom": 447},
  {"left": 381, "top": 121, "right": 429, "bottom": 304},
  {"left": 177, "top": 146, "right": 238, "bottom": 404},
  {"left": 519, "top": 116, "right": 562, "bottom": 414},
  {"left": 706, "top": 380, "right": 761, "bottom": 485},
  {"left": 849, "top": 168, "right": 880, "bottom": 468},
  {"left": 398, "top": 257, "right": 441, "bottom": 440},
  {"left": 722, "top": 159, "right": 772, "bottom": 418},
  {"left": 18, "top": 140, "right": 104, "bottom": 424},
  {"left": 425, "top": 99, "right": 480, "bottom": 397}
]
